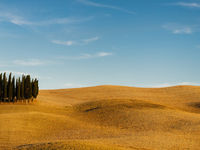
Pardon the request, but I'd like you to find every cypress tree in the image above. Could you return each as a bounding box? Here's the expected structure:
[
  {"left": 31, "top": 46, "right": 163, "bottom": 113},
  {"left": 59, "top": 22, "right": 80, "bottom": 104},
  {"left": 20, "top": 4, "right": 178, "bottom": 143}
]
[
  {"left": 3, "top": 72, "right": 7, "bottom": 102},
  {"left": 12, "top": 76, "right": 15, "bottom": 102},
  {"left": 31, "top": 79, "right": 34, "bottom": 101},
  {"left": 24, "top": 75, "right": 27, "bottom": 99},
  {"left": 21, "top": 75, "right": 25, "bottom": 100},
  {"left": 16, "top": 78, "right": 21, "bottom": 100},
  {"left": 32, "top": 79, "right": 39, "bottom": 99},
  {"left": 16, "top": 79, "right": 18, "bottom": 100},
  {"left": 30, "top": 79, "right": 32, "bottom": 99},
  {"left": 32, "top": 79, "right": 35, "bottom": 98},
  {"left": 8, "top": 73, "right": 12, "bottom": 102},
  {"left": 25, "top": 75, "right": 32, "bottom": 99}
]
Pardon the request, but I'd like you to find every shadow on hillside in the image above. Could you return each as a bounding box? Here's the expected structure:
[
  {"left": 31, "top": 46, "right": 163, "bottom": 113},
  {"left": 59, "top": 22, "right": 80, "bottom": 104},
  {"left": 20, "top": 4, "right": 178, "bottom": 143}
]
[{"left": 189, "top": 102, "right": 200, "bottom": 109}]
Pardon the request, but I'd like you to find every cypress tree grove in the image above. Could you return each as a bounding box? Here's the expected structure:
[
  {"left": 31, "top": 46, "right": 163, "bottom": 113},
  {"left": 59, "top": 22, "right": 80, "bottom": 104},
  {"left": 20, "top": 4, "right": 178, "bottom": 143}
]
[{"left": 0, "top": 72, "right": 38, "bottom": 103}]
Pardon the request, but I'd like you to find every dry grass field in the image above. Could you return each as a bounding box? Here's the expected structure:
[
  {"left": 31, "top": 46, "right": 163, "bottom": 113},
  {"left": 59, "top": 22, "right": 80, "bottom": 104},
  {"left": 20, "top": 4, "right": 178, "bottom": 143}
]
[{"left": 1, "top": 85, "right": 200, "bottom": 150}]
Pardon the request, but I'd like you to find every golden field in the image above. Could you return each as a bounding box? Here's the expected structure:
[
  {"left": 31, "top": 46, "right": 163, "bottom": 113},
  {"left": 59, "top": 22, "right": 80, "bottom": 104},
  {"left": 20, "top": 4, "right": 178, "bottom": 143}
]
[{"left": 0, "top": 85, "right": 200, "bottom": 150}]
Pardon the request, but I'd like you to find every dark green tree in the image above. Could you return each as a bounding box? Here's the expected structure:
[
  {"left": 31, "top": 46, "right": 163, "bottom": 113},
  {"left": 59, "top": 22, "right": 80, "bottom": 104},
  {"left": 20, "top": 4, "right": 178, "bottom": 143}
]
[
  {"left": 16, "top": 78, "right": 21, "bottom": 100},
  {"left": 12, "top": 76, "right": 15, "bottom": 102},
  {"left": 25, "top": 75, "right": 32, "bottom": 100},
  {"left": 7, "top": 73, "right": 13, "bottom": 102},
  {"left": 21, "top": 75, "right": 25, "bottom": 100},
  {"left": 32, "top": 79, "right": 39, "bottom": 99},
  {"left": 30, "top": 79, "right": 32, "bottom": 100},
  {"left": 3, "top": 72, "right": 7, "bottom": 102}
]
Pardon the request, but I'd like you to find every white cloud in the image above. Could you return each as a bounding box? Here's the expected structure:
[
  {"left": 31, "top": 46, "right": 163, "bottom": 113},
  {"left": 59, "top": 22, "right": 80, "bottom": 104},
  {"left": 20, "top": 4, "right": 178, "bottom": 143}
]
[
  {"left": 81, "top": 52, "right": 112, "bottom": 59},
  {"left": 0, "top": 70, "right": 39, "bottom": 78},
  {"left": 77, "top": 0, "right": 135, "bottom": 14},
  {"left": 0, "top": 58, "right": 54, "bottom": 67},
  {"left": 0, "top": 13, "right": 33, "bottom": 25},
  {"left": 0, "top": 12, "right": 93, "bottom": 26},
  {"left": 64, "top": 83, "right": 86, "bottom": 88},
  {"left": 52, "top": 36, "right": 99, "bottom": 46},
  {"left": 13, "top": 59, "right": 45, "bottom": 66},
  {"left": 71, "top": 52, "right": 112, "bottom": 59},
  {"left": 57, "top": 52, "right": 113, "bottom": 60},
  {"left": 173, "top": 28, "right": 192, "bottom": 34},
  {"left": 175, "top": 2, "right": 200, "bottom": 8},
  {"left": 0, "top": 71, "right": 27, "bottom": 76},
  {"left": 82, "top": 36, "right": 99, "bottom": 44},
  {"left": 97, "top": 52, "right": 112, "bottom": 57},
  {"left": 179, "top": 82, "right": 200, "bottom": 85},
  {"left": 150, "top": 82, "right": 200, "bottom": 88},
  {"left": 163, "top": 23, "right": 194, "bottom": 34},
  {"left": 0, "top": 13, "right": 31, "bottom": 25},
  {"left": 52, "top": 40, "right": 76, "bottom": 46}
]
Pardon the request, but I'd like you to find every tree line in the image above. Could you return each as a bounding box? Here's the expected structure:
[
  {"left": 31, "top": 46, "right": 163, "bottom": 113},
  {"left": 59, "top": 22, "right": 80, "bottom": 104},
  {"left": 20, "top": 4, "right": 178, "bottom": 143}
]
[{"left": 0, "top": 72, "right": 39, "bottom": 103}]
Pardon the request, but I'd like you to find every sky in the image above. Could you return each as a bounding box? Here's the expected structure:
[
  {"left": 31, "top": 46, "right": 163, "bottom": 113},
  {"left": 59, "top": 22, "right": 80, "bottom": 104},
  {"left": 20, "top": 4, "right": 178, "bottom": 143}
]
[{"left": 0, "top": 0, "right": 200, "bottom": 89}]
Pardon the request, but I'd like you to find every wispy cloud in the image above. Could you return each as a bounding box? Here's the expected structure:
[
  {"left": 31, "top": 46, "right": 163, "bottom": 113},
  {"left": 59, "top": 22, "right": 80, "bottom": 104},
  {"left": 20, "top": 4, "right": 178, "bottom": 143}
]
[
  {"left": 162, "top": 23, "right": 194, "bottom": 34},
  {"left": 13, "top": 59, "right": 45, "bottom": 66},
  {"left": 69, "top": 52, "right": 113, "bottom": 59},
  {"left": 0, "top": 13, "right": 32, "bottom": 25},
  {"left": 52, "top": 36, "right": 99, "bottom": 46},
  {"left": 52, "top": 40, "right": 76, "bottom": 46},
  {"left": 64, "top": 83, "right": 86, "bottom": 88},
  {"left": 149, "top": 82, "right": 200, "bottom": 88},
  {"left": 0, "top": 71, "right": 28, "bottom": 76},
  {"left": 0, "top": 70, "right": 40, "bottom": 78},
  {"left": 82, "top": 36, "right": 99, "bottom": 44},
  {"left": 0, "top": 58, "right": 54, "bottom": 67},
  {"left": 0, "top": 12, "right": 93, "bottom": 26},
  {"left": 96, "top": 52, "right": 112, "bottom": 57},
  {"left": 57, "top": 52, "right": 113, "bottom": 60},
  {"left": 77, "top": 0, "right": 135, "bottom": 14},
  {"left": 175, "top": 2, "right": 200, "bottom": 8}
]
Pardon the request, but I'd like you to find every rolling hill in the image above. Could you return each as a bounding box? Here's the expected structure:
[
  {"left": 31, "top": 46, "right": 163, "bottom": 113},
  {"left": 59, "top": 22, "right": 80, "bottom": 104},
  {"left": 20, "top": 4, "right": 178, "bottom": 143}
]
[{"left": 1, "top": 85, "right": 200, "bottom": 150}]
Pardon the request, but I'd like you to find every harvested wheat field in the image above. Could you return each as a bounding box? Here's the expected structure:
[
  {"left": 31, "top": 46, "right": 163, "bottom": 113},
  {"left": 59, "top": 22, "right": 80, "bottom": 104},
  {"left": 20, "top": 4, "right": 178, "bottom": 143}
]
[{"left": 1, "top": 85, "right": 200, "bottom": 150}]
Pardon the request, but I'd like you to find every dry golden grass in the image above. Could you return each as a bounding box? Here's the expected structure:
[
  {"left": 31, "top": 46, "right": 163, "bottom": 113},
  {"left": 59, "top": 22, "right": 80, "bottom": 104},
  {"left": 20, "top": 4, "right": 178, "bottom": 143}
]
[
  {"left": 14, "top": 140, "right": 127, "bottom": 150},
  {"left": 1, "top": 85, "right": 200, "bottom": 150}
]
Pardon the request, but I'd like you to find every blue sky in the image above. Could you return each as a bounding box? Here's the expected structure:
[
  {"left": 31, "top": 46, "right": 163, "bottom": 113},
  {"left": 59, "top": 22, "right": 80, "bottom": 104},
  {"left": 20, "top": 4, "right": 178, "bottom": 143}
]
[{"left": 0, "top": 0, "right": 200, "bottom": 89}]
